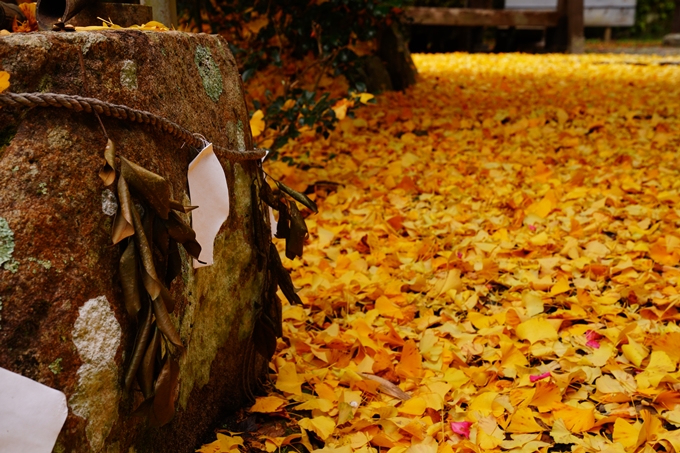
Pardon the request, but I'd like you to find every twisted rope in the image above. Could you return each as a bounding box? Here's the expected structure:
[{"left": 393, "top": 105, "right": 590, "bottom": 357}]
[{"left": 0, "top": 92, "right": 267, "bottom": 162}]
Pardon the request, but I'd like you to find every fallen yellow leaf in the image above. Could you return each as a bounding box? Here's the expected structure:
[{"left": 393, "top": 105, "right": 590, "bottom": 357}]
[{"left": 250, "top": 109, "right": 265, "bottom": 138}]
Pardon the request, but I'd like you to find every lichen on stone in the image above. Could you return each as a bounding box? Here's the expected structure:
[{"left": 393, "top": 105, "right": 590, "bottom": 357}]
[
  {"left": 225, "top": 121, "right": 246, "bottom": 152},
  {"left": 0, "top": 217, "right": 15, "bottom": 269},
  {"left": 48, "top": 357, "right": 63, "bottom": 374},
  {"left": 101, "top": 189, "right": 118, "bottom": 216},
  {"left": 69, "top": 296, "right": 122, "bottom": 453},
  {"left": 27, "top": 257, "right": 52, "bottom": 270},
  {"left": 120, "top": 60, "right": 138, "bottom": 90},
  {"left": 47, "top": 126, "right": 73, "bottom": 150},
  {"left": 194, "top": 45, "right": 223, "bottom": 102},
  {"left": 79, "top": 33, "right": 107, "bottom": 55}
]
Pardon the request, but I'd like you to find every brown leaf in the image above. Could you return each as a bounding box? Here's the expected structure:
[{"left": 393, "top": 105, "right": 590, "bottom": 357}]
[
  {"left": 112, "top": 176, "right": 135, "bottom": 244},
  {"left": 276, "top": 202, "right": 291, "bottom": 239},
  {"left": 152, "top": 294, "right": 183, "bottom": 348},
  {"left": 253, "top": 314, "right": 278, "bottom": 359},
  {"left": 151, "top": 356, "right": 180, "bottom": 427},
  {"left": 120, "top": 156, "right": 171, "bottom": 219},
  {"left": 119, "top": 240, "right": 142, "bottom": 318},
  {"left": 124, "top": 305, "right": 153, "bottom": 391},
  {"left": 98, "top": 139, "right": 116, "bottom": 186},
  {"left": 270, "top": 243, "right": 301, "bottom": 305},
  {"left": 276, "top": 180, "right": 318, "bottom": 213},
  {"left": 123, "top": 180, "right": 162, "bottom": 300},
  {"left": 285, "top": 201, "right": 307, "bottom": 260},
  {"left": 138, "top": 324, "right": 160, "bottom": 399},
  {"left": 165, "top": 211, "right": 202, "bottom": 259},
  {"left": 169, "top": 199, "right": 198, "bottom": 213},
  {"left": 360, "top": 373, "right": 411, "bottom": 401}
]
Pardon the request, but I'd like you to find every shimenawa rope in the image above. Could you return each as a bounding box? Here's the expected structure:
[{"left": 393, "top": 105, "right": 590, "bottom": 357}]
[{"left": 0, "top": 92, "right": 267, "bottom": 162}]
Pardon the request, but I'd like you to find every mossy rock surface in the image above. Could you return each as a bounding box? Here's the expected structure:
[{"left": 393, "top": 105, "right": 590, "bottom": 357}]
[{"left": 0, "top": 31, "right": 268, "bottom": 453}]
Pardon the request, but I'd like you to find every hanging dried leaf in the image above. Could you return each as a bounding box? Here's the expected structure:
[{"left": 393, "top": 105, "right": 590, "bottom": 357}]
[
  {"left": 260, "top": 182, "right": 285, "bottom": 210},
  {"left": 151, "top": 356, "right": 180, "bottom": 427},
  {"left": 253, "top": 315, "right": 278, "bottom": 359},
  {"left": 125, "top": 183, "right": 162, "bottom": 300},
  {"left": 169, "top": 199, "right": 198, "bottom": 213},
  {"left": 270, "top": 243, "right": 301, "bottom": 305},
  {"left": 120, "top": 156, "right": 171, "bottom": 219},
  {"left": 285, "top": 201, "right": 307, "bottom": 260},
  {"left": 275, "top": 180, "right": 318, "bottom": 213},
  {"left": 112, "top": 176, "right": 135, "bottom": 244},
  {"left": 270, "top": 294, "right": 283, "bottom": 338},
  {"left": 165, "top": 211, "right": 202, "bottom": 259},
  {"left": 119, "top": 240, "right": 142, "bottom": 318},
  {"left": 138, "top": 324, "right": 160, "bottom": 399},
  {"left": 152, "top": 216, "right": 169, "bottom": 280},
  {"left": 98, "top": 139, "right": 116, "bottom": 186},
  {"left": 124, "top": 305, "right": 153, "bottom": 391},
  {"left": 152, "top": 295, "right": 183, "bottom": 348},
  {"left": 251, "top": 182, "right": 269, "bottom": 271},
  {"left": 276, "top": 202, "right": 291, "bottom": 239}
]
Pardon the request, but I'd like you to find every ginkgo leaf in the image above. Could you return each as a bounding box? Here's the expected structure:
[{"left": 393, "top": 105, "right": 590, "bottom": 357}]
[
  {"left": 358, "top": 93, "right": 374, "bottom": 104},
  {"left": 506, "top": 407, "right": 544, "bottom": 433},
  {"left": 552, "top": 404, "right": 595, "bottom": 433},
  {"left": 197, "top": 434, "right": 244, "bottom": 453},
  {"left": 516, "top": 318, "right": 559, "bottom": 344},
  {"left": 395, "top": 340, "right": 422, "bottom": 379},
  {"left": 0, "top": 71, "right": 9, "bottom": 93},
  {"left": 250, "top": 110, "right": 265, "bottom": 137},
  {"left": 612, "top": 418, "right": 640, "bottom": 449},
  {"left": 275, "top": 362, "right": 303, "bottom": 395},
  {"left": 298, "top": 416, "right": 336, "bottom": 441},
  {"left": 621, "top": 336, "right": 649, "bottom": 367},
  {"left": 398, "top": 397, "right": 426, "bottom": 416},
  {"left": 331, "top": 99, "right": 352, "bottom": 120},
  {"left": 250, "top": 395, "right": 288, "bottom": 413}
]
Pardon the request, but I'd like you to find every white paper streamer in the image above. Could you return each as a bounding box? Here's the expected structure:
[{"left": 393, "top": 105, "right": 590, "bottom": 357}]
[
  {"left": 188, "top": 143, "right": 230, "bottom": 268},
  {"left": 0, "top": 367, "right": 68, "bottom": 453}
]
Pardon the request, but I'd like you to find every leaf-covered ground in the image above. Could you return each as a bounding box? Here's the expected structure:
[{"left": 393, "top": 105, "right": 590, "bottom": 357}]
[{"left": 201, "top": 52, "right": 680, "bottom": 453}]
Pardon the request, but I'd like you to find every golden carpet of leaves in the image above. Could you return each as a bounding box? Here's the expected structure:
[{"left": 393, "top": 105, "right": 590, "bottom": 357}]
[{"left": 202, "top": 53, "right": 680, "bottom": 453}]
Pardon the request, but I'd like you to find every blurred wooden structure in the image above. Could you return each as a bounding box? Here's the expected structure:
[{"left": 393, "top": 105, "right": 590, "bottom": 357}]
[{"left": 405, "top": 0, "right": 585, "bottom": 53}]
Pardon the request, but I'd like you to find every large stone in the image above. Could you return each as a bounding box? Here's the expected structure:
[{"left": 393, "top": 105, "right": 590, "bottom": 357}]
[{"left": 0, "top": 31, "right": 271, "bottom": 452}]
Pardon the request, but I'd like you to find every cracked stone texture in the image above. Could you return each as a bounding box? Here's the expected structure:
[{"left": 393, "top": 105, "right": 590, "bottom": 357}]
[{"left": 0, "top": 31, "right": 268, "bottom": 453}]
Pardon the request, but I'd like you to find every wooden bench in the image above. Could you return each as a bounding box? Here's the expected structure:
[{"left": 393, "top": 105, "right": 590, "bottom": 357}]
[
  {"left": 505, "top": 0, "right": 636, "bottom": 27},
  {"left": 405, "top": 0, "right": 585, "bottom": 53}
]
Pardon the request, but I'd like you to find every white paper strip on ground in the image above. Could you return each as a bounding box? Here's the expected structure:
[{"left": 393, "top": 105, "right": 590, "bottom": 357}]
[{"left": 0, "top": 367, "right": 68, "bottom": 453}]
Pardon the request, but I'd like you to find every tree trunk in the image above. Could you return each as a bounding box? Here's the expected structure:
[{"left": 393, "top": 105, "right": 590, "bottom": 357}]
[
  {"left": 0, "top": 31, "right": 272, "bottom": 453},
  {"left": 379, "top": 23, "right": 418, "bottom": 92}
]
